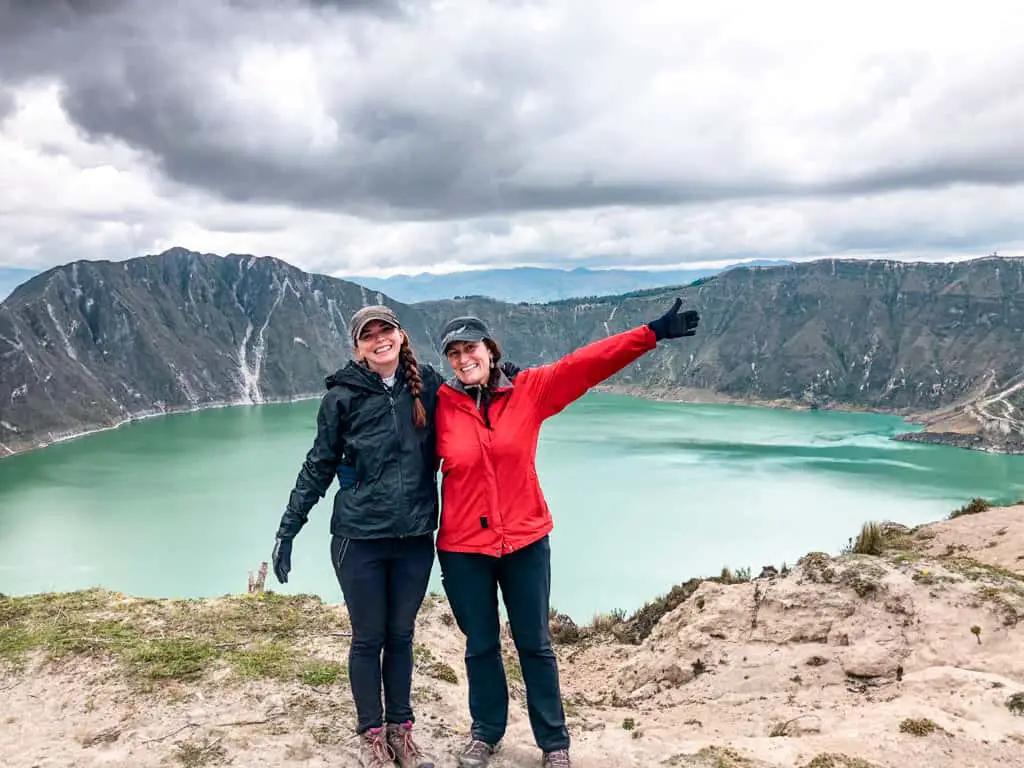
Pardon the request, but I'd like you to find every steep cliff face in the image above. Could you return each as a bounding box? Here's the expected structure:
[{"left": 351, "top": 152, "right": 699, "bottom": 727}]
[
  {"left": 0, "top": 249, "right": 439, "bottom": 456},
  {"left": 1, "top": 249, "right": 1022, "bottom": 457},
  {"left": 413, "top": 257, "right": 1024, "bottom": 451}
]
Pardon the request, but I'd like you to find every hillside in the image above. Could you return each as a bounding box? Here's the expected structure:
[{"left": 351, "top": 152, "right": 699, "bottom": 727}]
[
  {"left": 2, "top": 502, "right": 1022, "bottom": 767},
  {"left": 1, "top": 249, "right": 1023, "bottom": 457},
  {"left": 0, "top": 248, "right": 439, "bottom": 456}
]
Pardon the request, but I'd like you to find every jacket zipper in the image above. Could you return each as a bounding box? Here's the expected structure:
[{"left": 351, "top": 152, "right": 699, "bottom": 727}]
[
  {"left": 388, "top": 388, "right": 410, "bottom": 537},
  {"left": 456, "top": 387, "right": 505, "bottom": 555}
]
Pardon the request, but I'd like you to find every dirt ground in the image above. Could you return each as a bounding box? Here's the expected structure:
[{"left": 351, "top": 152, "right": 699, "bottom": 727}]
[{"left": 2, "top": 504, "right": 1023, "bottom": 767}]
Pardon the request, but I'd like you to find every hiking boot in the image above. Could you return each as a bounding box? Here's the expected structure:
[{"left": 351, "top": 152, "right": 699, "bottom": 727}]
[
  {"left": 456, "top": 737, "right": 498, "bottom": 768},
  {"left": 387, "top": 721, "right": 435, "bottom": 768},
  {"left": 358, "top": 726, "right": 396, "bottom": 768},
  {"left": 542, "top": 748, "right": 571, "bottom": 768}
]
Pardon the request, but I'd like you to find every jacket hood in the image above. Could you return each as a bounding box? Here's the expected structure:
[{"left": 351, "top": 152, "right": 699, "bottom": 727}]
[{"left": 325, "top": 360, "right": 403, "bottom": 392}]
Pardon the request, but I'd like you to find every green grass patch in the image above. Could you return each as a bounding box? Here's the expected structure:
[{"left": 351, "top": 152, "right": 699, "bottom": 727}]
[
  {"left": 128, "top": 638, "right": 217, "bottom": 679},
  {"left": 229, "top": 641, "right": 295, "bottom": 679},
  {"left": 299, "top": 659, "right": 345, "bottom": 686},
  {"left": 0, "top": 587, "right": 352, "bottom": 687}
]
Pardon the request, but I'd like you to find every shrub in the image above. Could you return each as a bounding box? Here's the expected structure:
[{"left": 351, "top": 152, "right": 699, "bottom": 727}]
[
  {"left": 899, "top": 717, "right": 937, "bottom": 736},
  {"left": 1008, "top": 692, "right": 1024, "bottom": 716},
  {"left": 950, "top": 497, "right": 992, "bottom": 519},
  {"left": 843, "top": 522, "right": 885, "bottom": 556}
]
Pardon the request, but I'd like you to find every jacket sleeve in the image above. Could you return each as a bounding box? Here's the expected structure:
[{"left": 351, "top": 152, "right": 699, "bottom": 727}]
[
  {"left": 521, "top": 325, "right": 657, "bottom": 420},
  {"left": 276, "top": 389, "right": 346, "bottom": 539}
]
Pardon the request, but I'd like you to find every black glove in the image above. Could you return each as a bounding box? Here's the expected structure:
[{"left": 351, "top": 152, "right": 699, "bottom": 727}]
[
  {"left": 647, "top": 298, "right": 699, "bottom": 340},
  {"left": 272, "top": 536, "right": 293, "bottom": 584},
  {"left": 499, "top": 360, "right": 522, "bottom": 380}
]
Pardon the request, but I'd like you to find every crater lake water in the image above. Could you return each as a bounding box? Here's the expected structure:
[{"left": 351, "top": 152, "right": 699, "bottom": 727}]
[{"left": 1, "top": 393, "right": 1022, "bottom": 622}]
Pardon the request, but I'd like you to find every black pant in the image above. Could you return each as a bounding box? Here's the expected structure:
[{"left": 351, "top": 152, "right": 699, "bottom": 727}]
[
  {"left": 331, "top": 533, "right": 435, "bottom": 734},
  {"left": 437, "top": 536, "right": 569, "bottom": 753}
]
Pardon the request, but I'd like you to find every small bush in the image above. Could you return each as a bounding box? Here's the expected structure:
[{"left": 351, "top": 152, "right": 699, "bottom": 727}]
[
  {"left": 899, "top": 717, "right": 937, "bottom": 736},
  {"left": 425, "top": 661, "right": 458, "bottom": 684},
  {"left": 615, "top": 578, "right": 703, "bottom": 644},
  {"left": 584, "top": 611, "right": 622, "bottom": 635},
  {"left": 1008, "top": 692, "right": 1024, "bottom": 716},
  {"left": 950, "top": 497, "right": 992, "bottom": 519},
  {"left": 804, "top": 754, "right": 877, "bottom": 768},
  {"left": 413, "top": 643, "right": 459, "bottom": 684},
  {"left": 843, "top": 522, "right": 885, "bottom": 556}
]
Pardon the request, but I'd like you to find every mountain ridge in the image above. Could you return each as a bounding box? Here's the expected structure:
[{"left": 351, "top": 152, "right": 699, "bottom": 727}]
[
  {"left": 1, "top": 248, "right": 1022, "bottom": 458},
  {"left": 339, "top": 260, "right": 792, "bottom": 303}
]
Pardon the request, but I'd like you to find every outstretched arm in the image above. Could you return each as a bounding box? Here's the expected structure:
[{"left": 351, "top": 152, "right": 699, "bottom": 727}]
[
  {"left": 276, "top": 390, "right": 346, "bottom": 539},
  {"left": 521, "top": 298, "right": 699, "bottom": 420}
]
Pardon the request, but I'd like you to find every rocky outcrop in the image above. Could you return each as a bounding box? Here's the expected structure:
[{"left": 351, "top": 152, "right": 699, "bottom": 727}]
[{"left": 2, "top": 249, "right": 1024, "bottom": 456}]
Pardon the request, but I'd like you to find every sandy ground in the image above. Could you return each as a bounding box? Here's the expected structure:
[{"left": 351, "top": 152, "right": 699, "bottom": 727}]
[{"left": 2, "top": 504, "right": 1023, "bottom": 768}]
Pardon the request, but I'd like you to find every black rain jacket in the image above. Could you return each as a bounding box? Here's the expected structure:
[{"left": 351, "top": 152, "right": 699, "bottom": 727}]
[{"left": 276, "top": 360, "right": 444, "bottom": 541}]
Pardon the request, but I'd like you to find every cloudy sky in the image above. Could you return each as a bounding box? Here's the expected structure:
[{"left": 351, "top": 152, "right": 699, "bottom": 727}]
[{"left": 1, "top": 0, "right": 1022, "bottom": 277}]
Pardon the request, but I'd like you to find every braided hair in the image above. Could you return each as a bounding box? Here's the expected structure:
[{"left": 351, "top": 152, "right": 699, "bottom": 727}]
[{"left": 399, "top": 333, "right": 427, "bottom": 429}]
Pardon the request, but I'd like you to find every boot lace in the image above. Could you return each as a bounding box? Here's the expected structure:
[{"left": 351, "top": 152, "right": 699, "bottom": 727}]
[
  {"left": 393, "top": 722, "right": 423, "bottom": 759},
  {"left": 544, "top": 748, "right": 571, "bottom": 768},
  {"left": 461, "top": 738, "right": 492, "bottom": 758},
  {"left": 364, "top": 728, "right": 396, "bottom": 765}
]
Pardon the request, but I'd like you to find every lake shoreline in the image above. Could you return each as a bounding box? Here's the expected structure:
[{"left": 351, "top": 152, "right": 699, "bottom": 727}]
[
  {"left": 0, "top": 392, "right": 324, "bottom": 460},
  {"left": 594, "top": 383, "right": 1024, "bottom": 455},
  {"left": 2, "top": 381, "right": 1021, "bottom": 460}
]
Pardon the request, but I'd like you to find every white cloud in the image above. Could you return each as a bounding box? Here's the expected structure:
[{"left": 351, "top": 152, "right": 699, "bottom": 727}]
[{"left": 1, "top": 0, "right": 1023, "bottom": 276}]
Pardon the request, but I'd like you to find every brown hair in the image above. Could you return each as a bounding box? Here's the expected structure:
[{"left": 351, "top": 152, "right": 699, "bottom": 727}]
[
  {"left": 400, "top": 333, "right": 427, "bottom": 429},
  {"left": 484, "top": 339, "right": 502, "bottom": 364}
]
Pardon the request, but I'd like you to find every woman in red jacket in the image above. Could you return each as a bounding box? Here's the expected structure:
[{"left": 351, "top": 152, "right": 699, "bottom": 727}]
[{"left": 434, "top": 299, "right": 700, "bottom": 768}]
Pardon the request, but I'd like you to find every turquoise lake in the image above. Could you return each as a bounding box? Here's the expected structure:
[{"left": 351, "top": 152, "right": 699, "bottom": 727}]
[{"left": 1, "top": 394, "right": 1022, "bottom": 621}]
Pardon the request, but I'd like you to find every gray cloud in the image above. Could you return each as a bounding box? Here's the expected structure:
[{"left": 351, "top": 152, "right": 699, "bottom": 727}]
[
  {"left": 2, "top": 1, "right": 1024, "bottom": 276},
  {"left": 2, "top": 0, "right": 1020, "bottom": 223},
  {"left": 0, "top": 87, "right": 14, "bottom": 121}
]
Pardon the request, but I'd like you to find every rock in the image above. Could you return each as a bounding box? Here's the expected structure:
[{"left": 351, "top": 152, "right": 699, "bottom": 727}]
[{"left": 841, "top": 645, "right": 899, "bottom": 679}]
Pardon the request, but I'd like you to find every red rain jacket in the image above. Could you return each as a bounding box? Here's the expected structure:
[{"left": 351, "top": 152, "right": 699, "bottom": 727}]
[{"left": 435, "top": 325, "right": 657, "bottom": 557}]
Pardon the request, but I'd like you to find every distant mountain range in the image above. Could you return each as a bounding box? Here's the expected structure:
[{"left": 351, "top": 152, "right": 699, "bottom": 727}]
[
  {"left": 1, "top": 248, "right": 1022, "bottom": 458},
  {"left": 340, "top": 261, "right": 793, "bottom": 303}
]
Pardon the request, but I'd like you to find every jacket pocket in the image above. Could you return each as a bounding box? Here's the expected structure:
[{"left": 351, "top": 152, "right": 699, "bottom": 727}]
[{"left": 334, "top": 537, "right": 351, "bottom": 572}]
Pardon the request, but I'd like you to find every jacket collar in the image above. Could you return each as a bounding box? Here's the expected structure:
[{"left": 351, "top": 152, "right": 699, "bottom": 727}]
[
  {"left": 444, "top": 365, "right": 513, "bottom": 396},
  {"left": 326, "top": 360, "right": 405, "bottom": 393}
]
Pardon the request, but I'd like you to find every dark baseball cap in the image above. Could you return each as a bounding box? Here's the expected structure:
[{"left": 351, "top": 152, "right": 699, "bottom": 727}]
[
  {"left": 439, "top": 316, "right": 492, "bottom": 352},
  {"left": 350, "top": 305, "right": 401, "bottom": 345}
]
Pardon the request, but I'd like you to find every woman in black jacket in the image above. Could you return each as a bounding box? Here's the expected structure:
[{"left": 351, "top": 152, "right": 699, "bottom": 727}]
[{"left": 271, "top": 305, "right": 442, "bottom": 768}]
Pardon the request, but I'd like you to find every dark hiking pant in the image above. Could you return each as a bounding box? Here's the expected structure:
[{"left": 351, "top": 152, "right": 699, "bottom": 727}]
[
  {"left": 437, "top": 535, "right": 569, "bottom": 753},
  {"left": 331, "top": 533, "right": 435, "bottom": 734}
]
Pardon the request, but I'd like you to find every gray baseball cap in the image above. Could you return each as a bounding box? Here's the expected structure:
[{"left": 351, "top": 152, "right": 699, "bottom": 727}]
[
  {"left": 350, "top": 304, "right": 401, "bottom": 345},
  {"left": 439, "top": 316, "right": 492, "bottom": 352}
]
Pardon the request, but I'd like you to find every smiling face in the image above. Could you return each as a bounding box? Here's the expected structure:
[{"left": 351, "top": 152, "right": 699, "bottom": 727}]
[
  {"left": 355, "top": 320, "right": 403, "bottom": 375},
  {"left": 445, "top": 339, "right": 492, "bottom": 387}
]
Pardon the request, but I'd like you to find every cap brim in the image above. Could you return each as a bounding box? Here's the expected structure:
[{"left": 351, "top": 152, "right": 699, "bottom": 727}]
[
  {"left": 441, "top": 331, "right": 487, "bottom": 351},
  {"left": 353, "top": 316, "right": 399, "bottom": 340}
]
